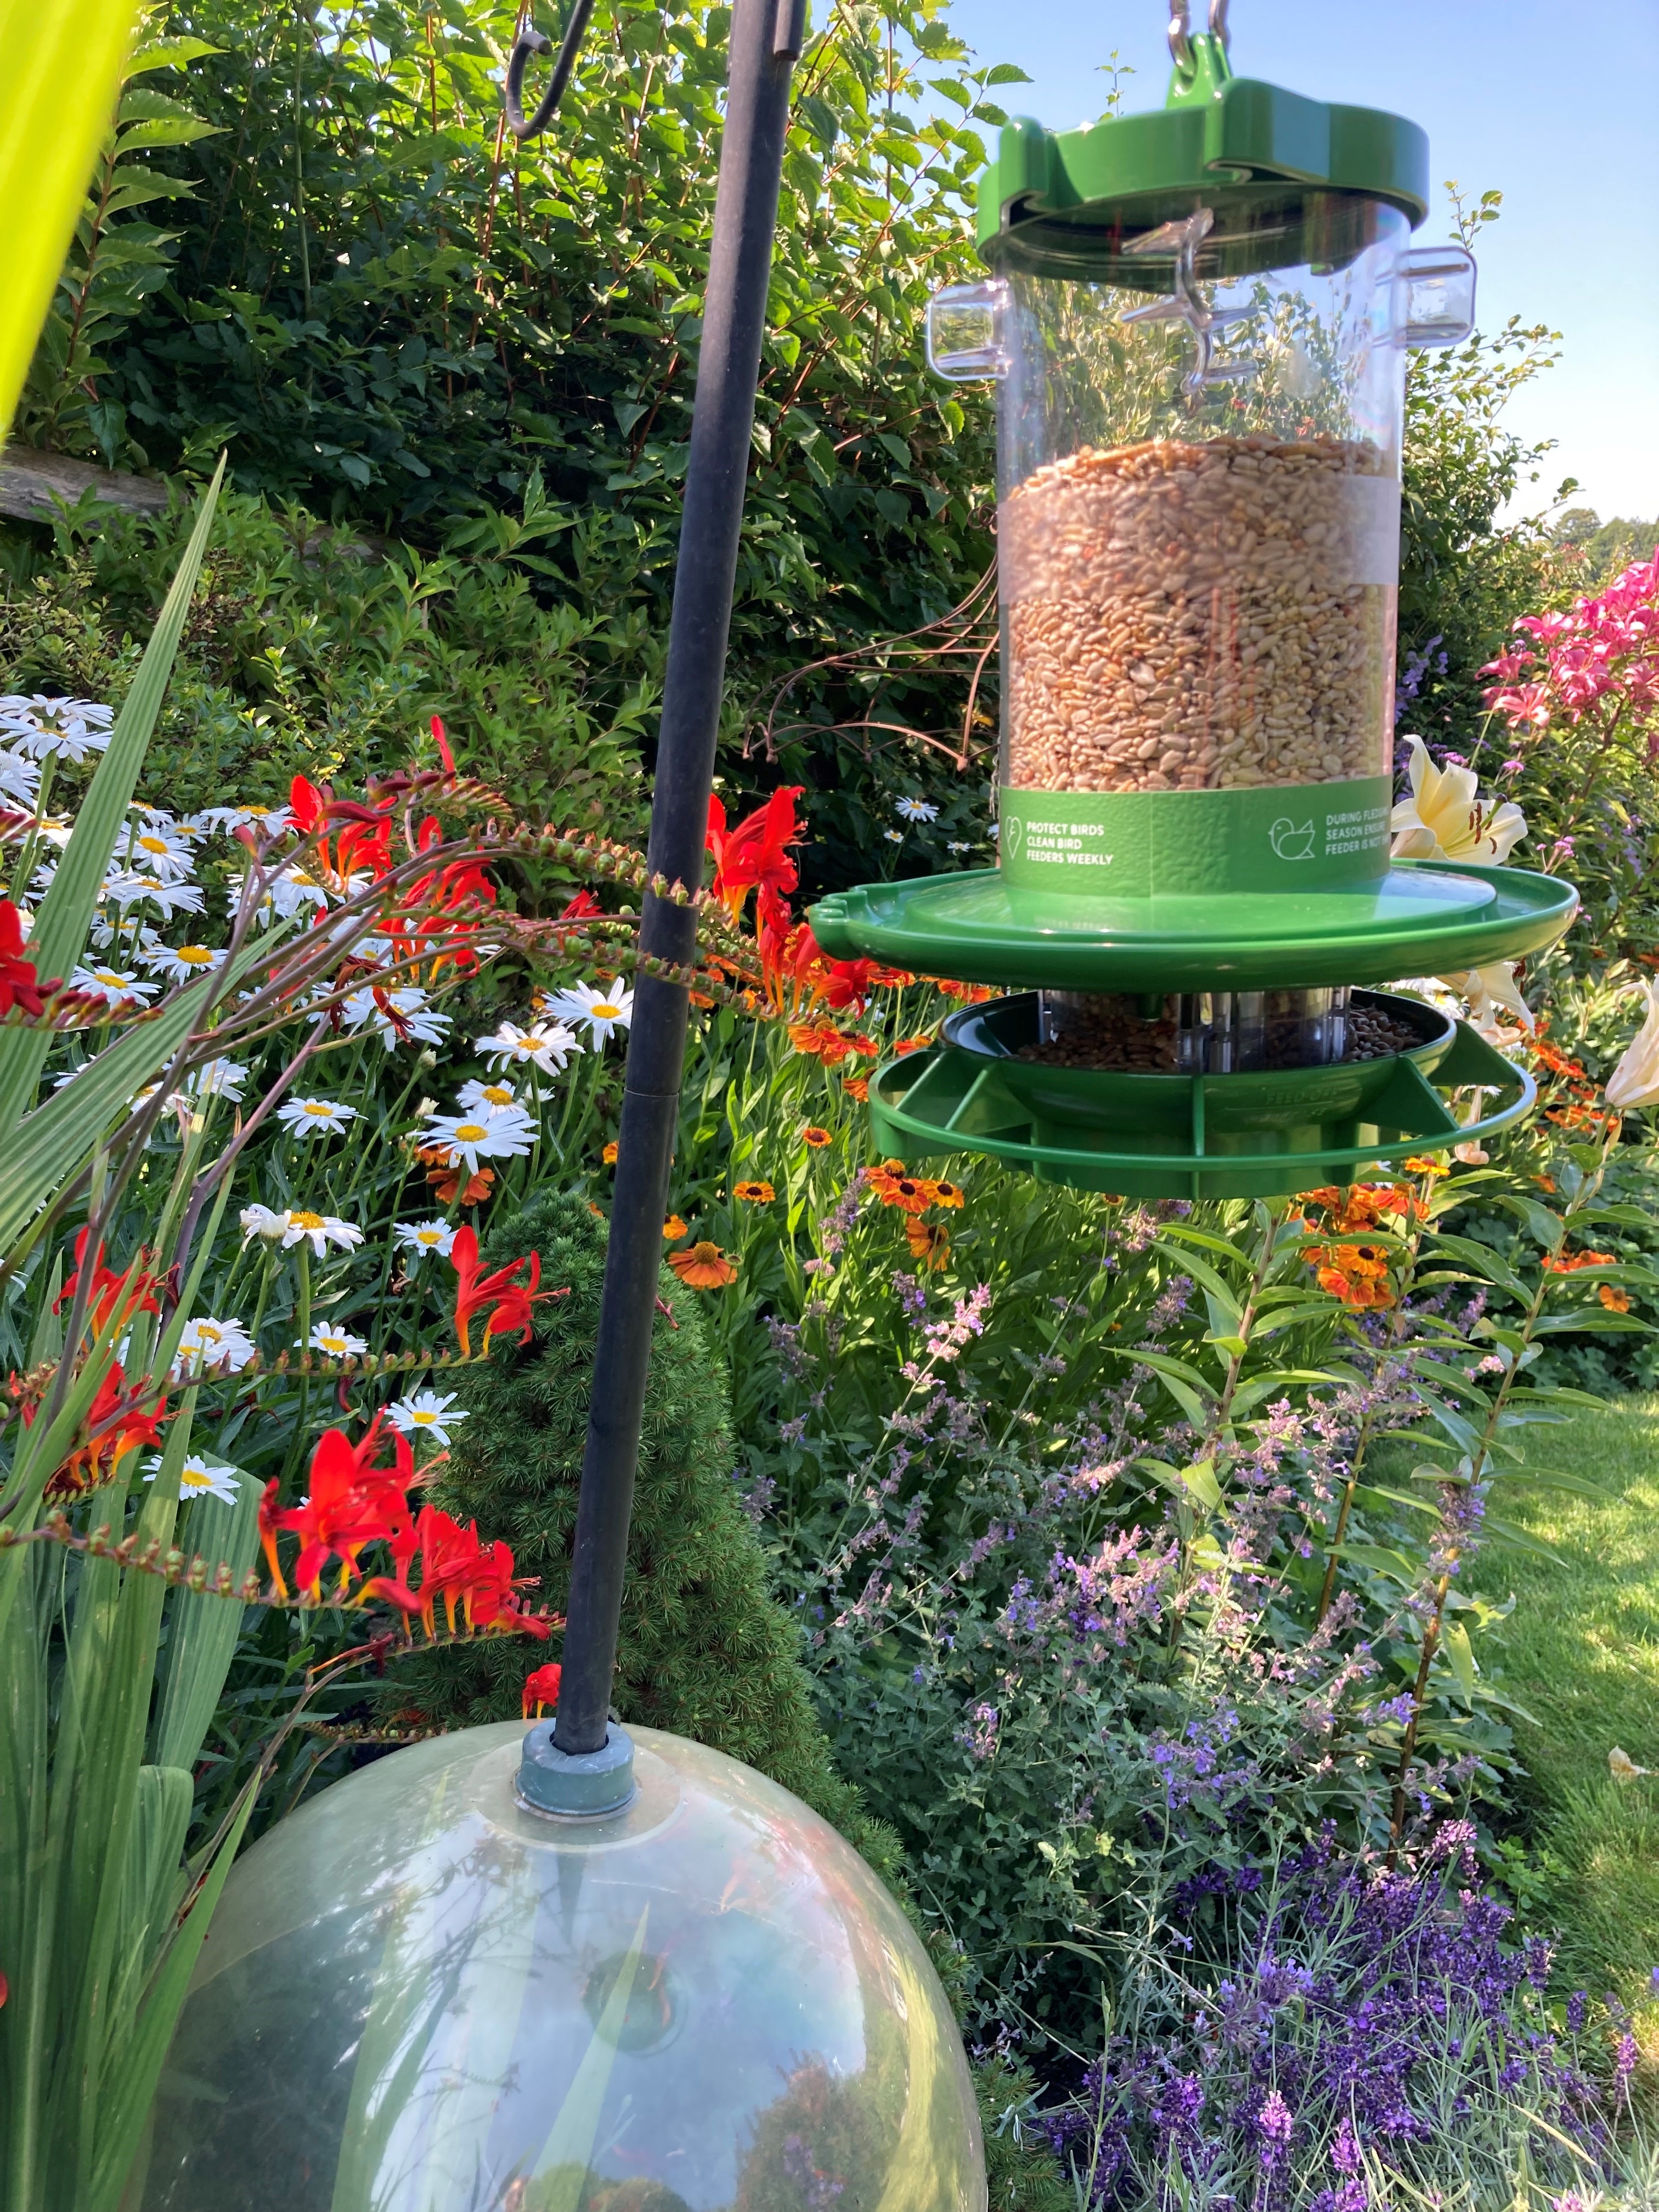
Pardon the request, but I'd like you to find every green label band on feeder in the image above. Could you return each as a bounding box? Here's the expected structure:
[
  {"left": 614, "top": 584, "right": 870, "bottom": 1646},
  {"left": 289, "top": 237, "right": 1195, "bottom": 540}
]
[{"left": 998, "top": 776, "right": 1392, "bottom": 898}]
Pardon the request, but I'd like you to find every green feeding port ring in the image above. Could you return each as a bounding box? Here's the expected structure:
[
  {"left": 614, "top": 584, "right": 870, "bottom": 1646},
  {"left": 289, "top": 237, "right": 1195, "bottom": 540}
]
[{"left": 868, "top": 991, "right": 1534, "bottom": 1203}]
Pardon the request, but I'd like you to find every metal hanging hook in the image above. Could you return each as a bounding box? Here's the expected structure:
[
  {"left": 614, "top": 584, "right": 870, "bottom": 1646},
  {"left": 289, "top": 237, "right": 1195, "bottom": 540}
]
[
  {"left": 505, "top": 0, "right": 597, "bottom": 140},
  {"left": 1168, "top": 0, "right": 1231, "bottom": 71}
]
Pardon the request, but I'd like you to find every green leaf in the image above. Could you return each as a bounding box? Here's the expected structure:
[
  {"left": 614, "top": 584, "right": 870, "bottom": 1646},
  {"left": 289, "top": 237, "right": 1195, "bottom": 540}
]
[
  {"left": 1441, "top": 1620, "right": 1476, "bottom": 1705},
  {"left": 0, "top": 459, "right": 224, "bottom": 1142},
  {"left": 1427, "top": 1233, "right": 1530, "bottom": 1300},
  {"left": 151, "top": 1480, "right": 262, "bottom": 1773},
  {"left": 1113, "top": 1347, "right": 1214, "bottom": 1427}
]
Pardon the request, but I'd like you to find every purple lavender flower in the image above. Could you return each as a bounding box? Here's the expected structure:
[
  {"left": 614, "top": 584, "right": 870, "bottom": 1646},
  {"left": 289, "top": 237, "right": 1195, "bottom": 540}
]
[{"left": 1257, "top": 2088, "right": 1294, "bottom": 2160}]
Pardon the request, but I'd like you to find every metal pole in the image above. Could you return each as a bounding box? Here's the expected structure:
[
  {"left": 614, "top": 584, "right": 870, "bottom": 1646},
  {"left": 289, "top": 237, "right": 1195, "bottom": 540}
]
[{"left": 554, "top": 0, "right": 806, "bottom": 1756}]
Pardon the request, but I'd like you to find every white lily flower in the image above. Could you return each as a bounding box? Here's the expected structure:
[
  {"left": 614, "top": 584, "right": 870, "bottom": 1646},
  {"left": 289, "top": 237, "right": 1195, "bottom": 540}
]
[
  {"left": 386, "top": 1389, "right": 469, "bottom": 1446},
  {"left": 1390, "top": 737, "right": 1527, "bottom": 865},
  {"left": 1438, "top": 962, "right": 1535, "bottom": 1043},
  {"left": 1605, "top": 983, "right": 1659, "bottom": 1112}
]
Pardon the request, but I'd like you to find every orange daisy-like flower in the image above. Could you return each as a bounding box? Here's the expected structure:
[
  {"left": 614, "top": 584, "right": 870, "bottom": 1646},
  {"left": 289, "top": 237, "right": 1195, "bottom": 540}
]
[
  {"left": 1311, "top": 1240, "right": 1395, "bottom": 1310},
  {"left": 906, "top": 1220, "right": 951, "bottom": 1270},
  {"left": 733, "top": 1180, "right": 775, "bottom": 1203},
  {"left": 894, "top": 1034, "right": 935, "bottom": 1057},
  {"left": 1543, "top": 1249, "right": 1616, "bottom": 1274},
  {"left": 1600, "top": 1283, "right": 1633, "bottom": 1313},
  {"left": 417, "top": 1146, "right": 496, "bottom": 1208},
  {"left": 668, "top": 1241, "right": 739, "bottom": 1289},
  {"left": 602, "top": 1140, "right": 618, "bottom": 1165},
  {"left": 844, "top": 1076, "right": 870, "bottom": 1103},
  {"left": 1402, "top": 1155, "right": 1450, "bottom": 1178},
  {"left": 801, "top": 1126, "right": 832, "bottom": 1149},
  {"left": 929, "top": 1178, "right": 964, "bottom": 1210},
  {"left": 663, "top": 1215, "right": 688, "bottom": 1240},
  {"left": 865, "top": 1162, "right": 935, "bottom": 1216}
]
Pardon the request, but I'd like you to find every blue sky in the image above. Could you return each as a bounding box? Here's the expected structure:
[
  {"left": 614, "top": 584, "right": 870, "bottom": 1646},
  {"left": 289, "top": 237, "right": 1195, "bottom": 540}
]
[{"left": 943, "top": 0, "right": 1659, "bottom": 527}]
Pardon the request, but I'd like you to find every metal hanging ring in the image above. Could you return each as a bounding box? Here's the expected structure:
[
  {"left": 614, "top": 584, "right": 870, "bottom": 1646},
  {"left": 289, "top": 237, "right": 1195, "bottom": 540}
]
[
  {"left": 504, "top": 0, "right": 597, "bottom": 142},
  {"left": 1208, "top": 0, "right": 1231, "bottom": 50},
  {"left": 1167, "top": 0, "right": 1194, "bottom": 70}
]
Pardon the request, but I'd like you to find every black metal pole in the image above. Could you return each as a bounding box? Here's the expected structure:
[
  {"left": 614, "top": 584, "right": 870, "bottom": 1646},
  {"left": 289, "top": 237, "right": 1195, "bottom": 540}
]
[{"left": 555, "top": 0, "right": 805, "bottom": 1757}]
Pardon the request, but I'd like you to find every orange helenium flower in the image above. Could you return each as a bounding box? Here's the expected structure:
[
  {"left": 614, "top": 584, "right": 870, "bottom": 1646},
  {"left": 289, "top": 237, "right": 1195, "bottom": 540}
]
[
  {"left": 1600, "top": 1283, "right": 1634, "bottom": 1312},
  {"left": 1543, "top": 1249, "right": 1616, "bottom": 1273},
  {"left": 801, "top": 1126, "right": 832, "bottom": 1149},
  {"left": 664, "top": 1216, "right": 689, "bottom": 1240},
  {"left": 843, "top": 1076, "right": 870, "bottom": 1103},
  {"left": 668, "top": 1241, "right": 738, "bottom": 1289},
  {"left": 733, "top": 1180, "right": 775, "bottom": 1203},
  {"left": 906, "top": 1220, "right": 951, "bottom": 1269}
]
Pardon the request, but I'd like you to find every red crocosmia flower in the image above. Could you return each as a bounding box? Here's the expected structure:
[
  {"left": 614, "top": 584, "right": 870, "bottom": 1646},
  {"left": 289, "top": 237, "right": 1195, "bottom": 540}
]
[
  {"left": 450, "top": 1226, "right": 563, "bottom": 1357},
  {"left": 0, "top": 899, "right": 56, "bottom": 1019},
  {"left": 820, "top": 957, "right": 877, "bottom": 1014},
  {"left": 276, "top": 1421, "right": 414, "bottom": 1601},
  {"left": 706, "top": 787, "right": 803, "bottom": 922},
  {"left": 54, "top": 1229, "right": 160, "bottom": 1338},
  {"left": 523, "top": 1662, "right": 563, "bottom": 1718},
  {"left": 430, "top": 714, "right": 455, "bottom": 772},
  {"left": 43, "top": 1362, "right": 170, "bottom": 1498},
  {"left": 560, "top": 889, "right": 602, "bottom": 922},
  {"left": 288, "top": 774, "right": 325, "bottom": 833},
  {"left": 259, "top": 1477, "right": 289, "bottom": 1596}
]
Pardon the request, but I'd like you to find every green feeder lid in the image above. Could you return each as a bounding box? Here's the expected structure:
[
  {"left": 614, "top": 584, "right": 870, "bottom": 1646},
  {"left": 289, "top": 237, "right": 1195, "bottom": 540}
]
[
  {"left": 977, "top": 31, "right": 1430, "bottom": 282},
  {"left": 809, "top": 862, "right": 1579, "bottom": 998}
]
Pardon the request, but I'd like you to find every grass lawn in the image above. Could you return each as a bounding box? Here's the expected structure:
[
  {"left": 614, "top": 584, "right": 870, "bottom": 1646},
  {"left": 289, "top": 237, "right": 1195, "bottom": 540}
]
[{"left": 1482, "top": 1393, "right": 1659, "bottom": 2013}]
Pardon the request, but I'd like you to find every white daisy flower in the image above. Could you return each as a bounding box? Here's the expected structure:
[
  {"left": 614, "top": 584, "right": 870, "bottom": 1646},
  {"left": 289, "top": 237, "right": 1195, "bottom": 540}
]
[
  {"left": 240, "top": 1204, "right": 293, "bottom": 1243},
  {"left": 475, "top": 1018, "right": 583, "bottom": 1072},
  {"left": 419, "top": 1104, "right": 536, "bottom": 1173},
  {"left": 947, "top": 840, "right": 970, "bottom": 854},
  {"left": 883, "top": 829, "right": 905, "bottom": 844},
  {"left": 340, "top": 985, "right": 452, "bottom": 1052},
  {"left": 0, "top": 695, "right": 114, "bottom": 763},
  {"left": 386, "top": 1389, "right": 469, "bottom": 1446},
  {"left": 456, "top": 1077, "right": 521, "bottom": 1113},
  {"left": 276, "top": 1097, "right": 359, "bottom": 1138},
  {"left": 895, "top": 797, "right": 939, "bottom": 822},
  {"left": 144, "top": 1452, "right": 242, "bottom": 1505},
  {"left": 174, "top": 1316, "right": 257, "bottom": 1375},
  {"left": 0, "top": 750, "right": 42, "bottom": 808},
  {"left": 146, "top": 943, "right": 228, "bottom": 987},
  {"left": 122, "top": 822, "right": 196, "bottom": 879},
  {"left": 104, "top": 872, "right": 207, "bottom": 921},
  {"left": 546, "top": 981, "right": 634, "bottom": 1046},
  {"left": 394, "top": 1217, "right": 457, "bottom": 1261},
  {"left": 32, "top": 813, "right": 76, "bottom": 850},
  {"left": 68, "top": 964, "right": 160, "bottom": 1008},
  {"left": 281, "top": 1210, "right": 366, "bottom": 1257},
  {"left": 86, "top": 912, "right": 162, "bottom": 957},
  {"left": 186, "top": 1058, "right": 249, "bottom": 1101},
  {"left": 307, "top": 1321, "right": 369, "bottom": 1358},
  {"left": 988, "top": 821, "right": 1001, "bottom": 840}
]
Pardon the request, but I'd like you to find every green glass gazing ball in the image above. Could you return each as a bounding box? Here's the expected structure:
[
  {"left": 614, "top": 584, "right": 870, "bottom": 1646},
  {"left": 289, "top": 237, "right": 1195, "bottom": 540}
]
[{"left": 135, "top": 1724, "right": 986, "bottom": 2212}]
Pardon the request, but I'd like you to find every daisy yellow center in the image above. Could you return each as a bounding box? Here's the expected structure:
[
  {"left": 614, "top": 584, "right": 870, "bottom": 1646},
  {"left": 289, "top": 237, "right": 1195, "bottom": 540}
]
[
  {"left": 590, "top": 1003, "right": 620, "bottom": 1020},
  {"left": 137, "top": 835, "right": 171, "bottom": 856},
  {"left": 180, "top": 1468, "right": 215, "bottom": 1490},
  {"left": 290, "top": 1210, "right": 325, "bottom": 1230},
  {"left": 302, "top": 1102, "right": 334, "bottom": 1118},
  {"left": 416, "top": 1228, "right": 444, "bottom": 1245},
  {"left": 518, "top": 1038, "right": 547, "bottom": 1054},
  {"left": 320, "top": 1335, "right": 347, "bottom": 1350},
  {"left": 410, "top": 1409, "right": 438, "bottom": 1426},
  {"left": 177, "top": 946, "right": 213, "bottom": 966},
  {"left": 454, "top": 1122, "right": 488, "bottom": 1141},
  {"left": 95, "top": 972, "right": 123, "bottom": 986},
  {"left": 195, "top": 1324, "right": 225, "bottom": 1342},
  {"left": 480, "top": 1084, "right": 514, "bottom": 1102}
]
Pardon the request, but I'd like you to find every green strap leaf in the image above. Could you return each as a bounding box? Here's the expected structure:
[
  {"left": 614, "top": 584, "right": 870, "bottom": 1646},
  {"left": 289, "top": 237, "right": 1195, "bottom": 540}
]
[{"left": 0, "top": 458, "right": 224, "bottom": 1144}]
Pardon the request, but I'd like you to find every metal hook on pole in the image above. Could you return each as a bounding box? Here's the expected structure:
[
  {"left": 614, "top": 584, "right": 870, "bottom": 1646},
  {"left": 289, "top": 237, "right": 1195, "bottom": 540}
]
[
  {"left": 505, "top": 0, "right": 597, "bottom": 140},
  {"left": 1167, "top": 0, "right": 1231, "bottom": 71}
]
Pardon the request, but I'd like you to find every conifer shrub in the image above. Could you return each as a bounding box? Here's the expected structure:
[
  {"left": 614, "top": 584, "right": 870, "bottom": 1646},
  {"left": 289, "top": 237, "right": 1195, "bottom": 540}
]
[{"left": 388, "top": 1189, "right": 904, "bottom": 1884}]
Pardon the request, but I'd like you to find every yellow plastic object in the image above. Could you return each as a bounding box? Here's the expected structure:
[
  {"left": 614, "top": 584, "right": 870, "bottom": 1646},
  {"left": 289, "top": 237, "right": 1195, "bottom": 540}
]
[
  {"left": 137, "top": 1724, "right": 986, "bottom": 2212},
  {"left": 0, "top": 0, "right": 142, "bottom": 433}
]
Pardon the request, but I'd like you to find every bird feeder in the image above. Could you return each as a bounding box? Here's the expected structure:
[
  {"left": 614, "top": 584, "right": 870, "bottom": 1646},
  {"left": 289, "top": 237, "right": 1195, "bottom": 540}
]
[{"left": 810, "top": 2, "right": 1577, "bottom": 1198}]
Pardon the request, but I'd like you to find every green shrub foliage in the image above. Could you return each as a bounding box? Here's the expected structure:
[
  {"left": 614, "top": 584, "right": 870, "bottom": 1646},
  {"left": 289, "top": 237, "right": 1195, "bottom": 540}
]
[{"left": 388, "top": 1189, "right": 901, "bottom": 1875}]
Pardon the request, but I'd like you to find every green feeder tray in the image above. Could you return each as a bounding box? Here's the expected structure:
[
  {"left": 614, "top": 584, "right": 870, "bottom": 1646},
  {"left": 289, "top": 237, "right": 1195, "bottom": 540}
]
[
  {"left": 865, "top": 990, "right": 1534, "bottom": 1203},
  {"left": 810, "top": 861, "right": 1579, "bottom": 997}
]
